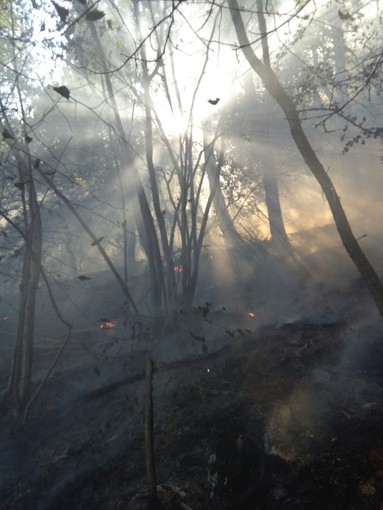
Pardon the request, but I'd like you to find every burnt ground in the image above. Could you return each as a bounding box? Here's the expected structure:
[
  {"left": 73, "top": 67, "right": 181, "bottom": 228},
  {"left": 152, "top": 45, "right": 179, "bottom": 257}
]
[{"left": 0, "top": 292, "right": 383, "bottom": 510}]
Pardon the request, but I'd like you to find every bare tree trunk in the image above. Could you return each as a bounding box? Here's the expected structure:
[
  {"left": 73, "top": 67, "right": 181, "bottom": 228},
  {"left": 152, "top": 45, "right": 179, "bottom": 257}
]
[
  {"left": 7, "top": 228, "right": 41, "bottom": 418},
  {"left": 252, "top": 1, "right": 292, "bottom": 256},
  {"left": 20, "top": 232, "right": 41, "bottom": 408},
  {"left": 8, "top": 246, "right": 30, "bottom": 410},
  {"left": 20, "top": 153, "right": 42, "bottom": 408},
  {"left": 262, "top": 161, "right": 291, "bottom": 255},
  {"left": 136, "top": 189, "right": 164, "bottom": 316},
  {"left": 88, "top": 18, "right": 161, "bottom": 316},
  {"left": 0, "top": 116, "right": 42, "bottom": 418},
  {"left": 203, "top": 127, "right": 243, "bottom": 250},
  {"left": 228, "top": 0, "right": 383, "bottom": 319},
  {"left": 202, "top": 123, "right": 268, "bottom": 289},
  {"left": 3, "top": 214, "right": 41, "bottom": 418},
  {"left": 141, "top": 69, "right": 177, "bottom": 314}
]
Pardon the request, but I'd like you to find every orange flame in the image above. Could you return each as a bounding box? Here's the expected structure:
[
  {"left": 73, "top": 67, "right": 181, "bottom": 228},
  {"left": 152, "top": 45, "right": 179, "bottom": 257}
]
[{"left": 247, "top": 311, "right": 255, "bottom": 318}]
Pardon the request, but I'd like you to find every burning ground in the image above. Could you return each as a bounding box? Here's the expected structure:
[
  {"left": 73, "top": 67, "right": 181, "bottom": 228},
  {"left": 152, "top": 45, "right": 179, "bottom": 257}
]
[{"left": 0, "top": 278, "right": 383, "bottom": 509}]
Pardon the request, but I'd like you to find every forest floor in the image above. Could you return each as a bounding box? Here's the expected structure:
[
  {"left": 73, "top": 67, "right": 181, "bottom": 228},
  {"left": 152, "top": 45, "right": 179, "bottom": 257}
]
[{"left": 0, "top": 281, "right": 383, "bottom": 510}]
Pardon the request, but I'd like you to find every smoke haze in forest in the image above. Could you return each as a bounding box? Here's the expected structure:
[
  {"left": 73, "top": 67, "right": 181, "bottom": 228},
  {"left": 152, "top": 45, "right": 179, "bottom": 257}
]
[{"left": 0, "top": 0, "right": 382, "bottom": 427}]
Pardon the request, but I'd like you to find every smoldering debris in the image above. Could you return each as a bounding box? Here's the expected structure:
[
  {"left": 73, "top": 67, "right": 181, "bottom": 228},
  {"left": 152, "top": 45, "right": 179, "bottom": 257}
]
[{"left": 1, "top": 308, "right": 382, "bottom": 509}]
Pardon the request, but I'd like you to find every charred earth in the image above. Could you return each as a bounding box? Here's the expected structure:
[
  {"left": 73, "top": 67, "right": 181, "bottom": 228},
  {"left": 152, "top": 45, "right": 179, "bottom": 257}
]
[{"left": 0, "top": 283, "right": 383, "bottom": 510}]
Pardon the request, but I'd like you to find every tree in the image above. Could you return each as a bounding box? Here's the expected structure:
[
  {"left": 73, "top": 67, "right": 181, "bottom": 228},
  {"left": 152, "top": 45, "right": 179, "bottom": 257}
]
[
  {"left": 54, "top": 0, "right": 227, "bottom": 316},
  {"left": 1, "top": 115, "right": 42, "bottom": 418},
  {"left": 239, "top": 76, "right": 292, "bottom": 256},
  {"left": 228, "top": 0, "right": 383, "bottom": 319},
  {"left": 0, "top": 1, "right": 44, "bottom": 417}
]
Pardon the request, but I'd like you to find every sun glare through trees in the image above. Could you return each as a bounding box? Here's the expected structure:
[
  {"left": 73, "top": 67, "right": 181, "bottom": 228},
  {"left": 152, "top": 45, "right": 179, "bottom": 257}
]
[{"left": 0, "top": 1, "right": 383, "bottom": 508}]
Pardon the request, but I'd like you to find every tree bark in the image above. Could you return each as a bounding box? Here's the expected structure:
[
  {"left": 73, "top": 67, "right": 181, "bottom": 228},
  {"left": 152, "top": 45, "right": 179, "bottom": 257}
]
[
  {"left": 228, "top": 0, "right": 383, "bottom": 319},
  {"left": 203, "top": 127, "right": 243, "bottom": 249},
  {"left": 262, "top": 162, "right": 291, "bottom": 254},
  {"left": 88, "top": 18, "right": 162, "bottom": 316},
  {"left": 0, "top": 114, "right": 43, "bottom": 417}
]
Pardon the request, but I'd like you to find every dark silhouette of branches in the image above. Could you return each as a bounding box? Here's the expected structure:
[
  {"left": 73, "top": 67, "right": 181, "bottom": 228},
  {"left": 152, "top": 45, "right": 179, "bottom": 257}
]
[
  {"left": 36, "top": 168, "right": 138, "bottom": 314},
  {"left": 78, "top": 0, "right": 185, "bottom": 76},
  {"left": 228, "top": 0, "right": 383, "bottom": 319}
]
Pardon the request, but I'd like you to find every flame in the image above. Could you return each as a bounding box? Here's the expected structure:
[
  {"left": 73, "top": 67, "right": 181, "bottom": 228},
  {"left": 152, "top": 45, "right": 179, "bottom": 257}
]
[
  {"left": 247, "top": 311, "right": 255, "bottom": 318},
  {"left": 174, "top": 264, "right": 183, "bottom": 273}
]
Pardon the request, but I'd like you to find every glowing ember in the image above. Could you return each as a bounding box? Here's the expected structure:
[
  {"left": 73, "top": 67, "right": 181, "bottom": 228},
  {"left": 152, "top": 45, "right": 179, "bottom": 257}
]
[
  {"left": 247, "top": 311, "right": 255, "bottom": 318},
  {"left": 174, "top": 264, "right": 183, "bottom": 273},
  {"left": 98, "top": 319, "right": 117, "bottom": 329}
]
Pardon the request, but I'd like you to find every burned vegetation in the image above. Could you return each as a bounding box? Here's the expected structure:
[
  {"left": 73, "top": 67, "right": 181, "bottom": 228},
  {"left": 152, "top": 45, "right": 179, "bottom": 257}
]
[{"left": 0, "top": 304, "right": 382, "bottom": 510}]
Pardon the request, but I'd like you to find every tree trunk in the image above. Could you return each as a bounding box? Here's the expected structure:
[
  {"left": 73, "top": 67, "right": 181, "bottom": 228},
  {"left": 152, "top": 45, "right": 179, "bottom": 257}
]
[
  {"left": 8, "top": 245, "right": 30, "bottom": 410},
  {"left": 88, "top": 18, "right": 163, "bottom": 316},
  {"left": 4, "top": 147, "right": 42, "bottom": 418},
  {"left": 20, "top": 236, "right": 41, "bottom": 407},
  {"left": 20, "top": 161, "right": 42, "bottom": 408},
  {"left": 142, "top": 69, "right": 177, "bottom": 314},
  {"left": 228, "top": 0, "right": 383, "bottom": 319},
  {"left": 262, "top": 161, "right": 291, "bottom": 255}
]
